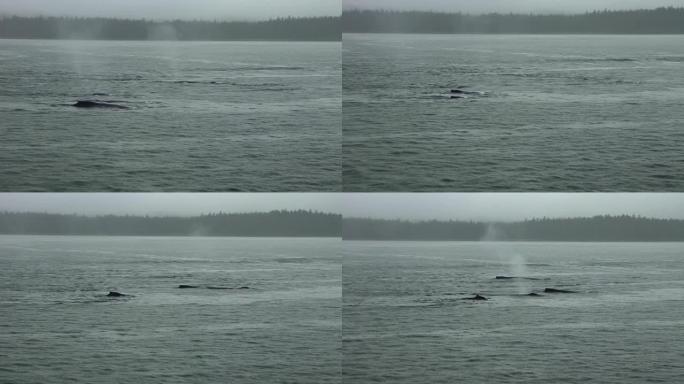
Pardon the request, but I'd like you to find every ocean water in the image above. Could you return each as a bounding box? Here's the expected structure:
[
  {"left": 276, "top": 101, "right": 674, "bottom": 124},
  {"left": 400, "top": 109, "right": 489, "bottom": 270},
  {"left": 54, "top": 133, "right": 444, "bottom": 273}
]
[
  {"left": 0, "top": 40, "right": 341, "bottom": 191},
  {"left": 343, "top": 34, "right": 684, "bottom": 191},
  {"left": 0, "top": 236, "right": 341, "bottom": 383},
  {"left": 343, "top": 241, "right": 684, "bottom": 383}
]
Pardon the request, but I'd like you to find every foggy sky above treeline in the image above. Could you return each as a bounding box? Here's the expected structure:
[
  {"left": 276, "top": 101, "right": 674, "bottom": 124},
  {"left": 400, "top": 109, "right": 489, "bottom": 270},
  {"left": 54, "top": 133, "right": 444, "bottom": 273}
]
[
  {"left": 0, "top": 0, "right": 340, "bottom": 20},
  {"left": 344, "top": 0, "right": 684, "bottom": 14}
]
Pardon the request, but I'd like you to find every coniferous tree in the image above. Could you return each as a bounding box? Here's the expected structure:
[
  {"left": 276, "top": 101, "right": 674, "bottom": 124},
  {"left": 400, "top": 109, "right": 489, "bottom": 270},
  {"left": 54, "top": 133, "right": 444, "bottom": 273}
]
[
  {"left": 0, "top": 16, "right": 341, "bottom": 41},
  {"left": 342, "top": 8, "right": 684, "bottom": 34},
  {"left": 0, "top": 211, "right": 341, "bottom": 237},
  {"left": 342, "top": 216, "right": 684, "bottom": 241}
]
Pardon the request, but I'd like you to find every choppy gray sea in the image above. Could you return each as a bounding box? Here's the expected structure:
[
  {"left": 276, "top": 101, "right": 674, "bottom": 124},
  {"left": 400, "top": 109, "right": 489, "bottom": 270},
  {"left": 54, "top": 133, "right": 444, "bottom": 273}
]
[
  {"left": 343, "top": 34, "right": 684, "bottom": 191},
  {"left": 0, "top": 40, "right": 341, "bottom": 191},
  {"left": 343, "top": 241, "right": 684, "bottom": 383},
  {"left": 0, "top": 236, "right": 341, "bottom": 383}
]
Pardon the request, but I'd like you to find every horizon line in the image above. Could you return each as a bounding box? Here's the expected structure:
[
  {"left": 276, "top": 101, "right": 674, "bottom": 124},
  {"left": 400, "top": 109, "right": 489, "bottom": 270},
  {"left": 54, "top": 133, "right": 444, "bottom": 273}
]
[
  {"left": 3, "top": 212, "right": 680, "bottom": 222},
  {"left": 342, "top": 6, "right": 683, "bottom": 16},
  {"left": 344, "top": 214, "right": 684, "bottom": 223},
  {"left": 0, "top": 209, "right": 342, "bottom": 218},
  {"left": 0, "top": 13, "right": 342, "bottom": 23}
]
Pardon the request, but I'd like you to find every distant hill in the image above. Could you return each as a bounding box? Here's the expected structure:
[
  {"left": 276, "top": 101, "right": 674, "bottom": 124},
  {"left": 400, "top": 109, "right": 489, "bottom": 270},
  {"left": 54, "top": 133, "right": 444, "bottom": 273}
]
[
  {"left": 343, "top": 215, "right": 684, "bottom": 241},
  {"left": 0, "top": 210, "right": 341, "bottom": 237},
  {"left": 343, "top": 7, "right": 684, "bottom": 34},
  {"left": 0, "top": 16, "right": 341, "bottom": 41}
]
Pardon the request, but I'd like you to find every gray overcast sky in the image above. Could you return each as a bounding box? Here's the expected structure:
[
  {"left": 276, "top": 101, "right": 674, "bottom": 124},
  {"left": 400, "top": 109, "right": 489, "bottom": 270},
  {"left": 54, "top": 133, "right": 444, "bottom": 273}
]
[
  {"left": 344, "top": 0, "right": 684, "bottom": 14},
  {"left": 0, "top": 0, "right": 340, "bottom": 20},
  {"left": 343, "top": 194, "right": 684, "bottom": 222},
  {"left": 0, "top": 194, "right": 341, "bottom": 216}
]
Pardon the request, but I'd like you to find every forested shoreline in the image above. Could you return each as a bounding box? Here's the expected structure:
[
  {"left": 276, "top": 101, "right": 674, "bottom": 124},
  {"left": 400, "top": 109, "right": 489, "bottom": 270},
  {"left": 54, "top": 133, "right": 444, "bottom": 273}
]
[
  {"left": 0, "top": 210, "right": 341, "bottom": 237},
  {"left": 343, "top": 7, "right": 684, "bottom": 34},
  {"left": 343, "top": 216, "right": 684, "bottom": 241},
  {"left": 2, "top": 212, "right": 682, "bottom": 240},
  {"left": 0, "top": 16, "right": 341, "bottom": 41}
]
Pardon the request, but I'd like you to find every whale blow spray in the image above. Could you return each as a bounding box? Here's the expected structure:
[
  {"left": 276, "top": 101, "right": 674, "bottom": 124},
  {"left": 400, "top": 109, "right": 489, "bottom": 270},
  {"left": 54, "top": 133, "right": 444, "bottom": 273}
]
[{"left": 482, "top": 224, "right": 531, "bottom": 295}]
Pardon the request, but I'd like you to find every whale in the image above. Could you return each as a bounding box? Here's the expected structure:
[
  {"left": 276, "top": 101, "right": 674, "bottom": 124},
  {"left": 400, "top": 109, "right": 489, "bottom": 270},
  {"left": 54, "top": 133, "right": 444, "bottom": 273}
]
[
  {"left": 496, "top": 275, "right": 543, "bottom": 281},
  {"left": 206, "top": 286, "right": 250, "bottom": 290},
  {"left": 106, "top": 291, "right": 127, "bottom": 297},
  {"left": 463, "top": 294, "right": 488, "bottom": 301},
  {"left": 544, "top": 288, "right": 576, "bottom": 293},
  {"left": 73, "top": 100, "right": 129, "bottom": 109},
  {"left": 178, "top": 284, "right": 250, "bottom": 290},
  {"left": 450, "top": 89, "right": 486, "bottom": 96}
]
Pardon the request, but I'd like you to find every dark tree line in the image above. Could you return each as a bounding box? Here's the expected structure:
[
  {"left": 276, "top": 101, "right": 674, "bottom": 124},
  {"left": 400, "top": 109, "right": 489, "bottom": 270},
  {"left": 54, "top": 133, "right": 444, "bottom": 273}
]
[
  {"left": 3, "top": 212, "right": 681, "bottom": 240},
  {"left": 0, "top": 210, "right": 341, "bottom": 237},
  {"left": 343, "top": 7, "right": 684, "bottom": 34},
  {"left": 343, "top": 215, "right": 684, "bottom": 241},
  {"left": 0, "top": 16, "right": 340, "bottom": 41}
]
